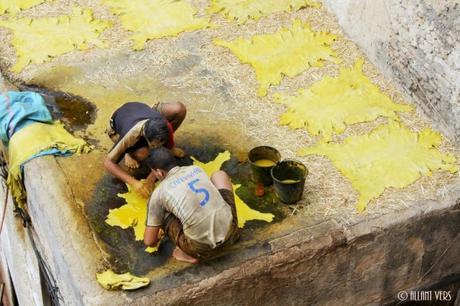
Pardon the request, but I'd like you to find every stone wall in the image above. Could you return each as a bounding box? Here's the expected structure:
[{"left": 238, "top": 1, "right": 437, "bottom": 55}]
[
  {"left": 148, "top": 188, "right": 460, "bottom": 305},
  {"left": 322, "top": 0, "right": 460, "bottom": 144}
]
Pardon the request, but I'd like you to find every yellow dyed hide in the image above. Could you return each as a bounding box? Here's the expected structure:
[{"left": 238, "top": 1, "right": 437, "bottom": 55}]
[
  {"left": 299, "top": 123, "right": 458, "bottom": 211},
  {"left": 96, "top": 269, "right": 149, "bottom": 291},
  {"left": 7, "top": 122, "right": 91, "bottom": 208},
  {"left": 105, "top": 184, "right": 147, "bottom": 241},
  {"left": 214, "top": 20, "right": 340, "bottom": 96},
  {"left": 208, "top": 0, "right": 320, "bottom": 24},
  {"left": 103, "top": 0, "right": 211, "bottom": 50},
  {"left": 105, "top": 183, "right": 159, "bottom": 253},
  {"left": 274, "top": 59, "right": 413, "bottom": 140},
  {"left": 0, "top": 0, "right": 45, "bottom": 15},
  {"left": 0, "top": 8, "right": 109, "bottom": 72},
  {"left": 193, "top": 151, "right": 274, "bottom": 227},
  {"left": 191, "top": 151, "right": 231, "bottom": 176}
]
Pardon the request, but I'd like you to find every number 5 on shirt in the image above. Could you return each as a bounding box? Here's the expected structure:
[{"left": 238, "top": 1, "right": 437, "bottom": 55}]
[{"left": 188, "top": 179, "right": 210, "bottom": 206}]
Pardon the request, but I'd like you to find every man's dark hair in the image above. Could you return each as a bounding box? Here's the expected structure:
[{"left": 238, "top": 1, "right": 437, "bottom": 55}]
[
  {"left": 144, "top": 116, "right": 169, "bottom": 144},
  {"left": 145, "top": 147, "right": 178, "bottom": 171}
]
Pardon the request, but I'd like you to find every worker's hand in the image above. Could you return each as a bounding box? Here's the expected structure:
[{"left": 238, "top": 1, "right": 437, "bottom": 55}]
[
  {"left": 150, "top": 169, "right": 165, "bottom": 181},
  {"left": 143, "top": 180, "right": 155, "bottom": 194},
  {"left": 131, "top": 180, "right": 150, "bottom": 198}
]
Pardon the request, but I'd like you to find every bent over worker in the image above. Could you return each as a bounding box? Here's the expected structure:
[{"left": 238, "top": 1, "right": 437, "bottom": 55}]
[
  {"left": 143, "top": 147, "right": 240, "bottom": 264},
  {"left": 104, "top": 101, "right": 186, "bottom": 197}
]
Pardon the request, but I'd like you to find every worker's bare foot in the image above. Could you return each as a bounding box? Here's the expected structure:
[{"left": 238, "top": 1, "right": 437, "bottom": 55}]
[
  {"left": 124, "top": 153, "right": 140, "bottom": 169},
  {"left": 173, "top": 247, "right": 198, "bottom": 264},
  {"left": 171, "top": 147, "right": 185, "bottom": 158}
]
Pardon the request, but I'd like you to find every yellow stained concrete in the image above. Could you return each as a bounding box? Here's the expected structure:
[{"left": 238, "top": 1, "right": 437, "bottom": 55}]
[
  {"left": 29, "top": 74, "right": 174, "bottom": 149},
  {"left": 232, "top": 184, "right": 274, "bottom": 227}
]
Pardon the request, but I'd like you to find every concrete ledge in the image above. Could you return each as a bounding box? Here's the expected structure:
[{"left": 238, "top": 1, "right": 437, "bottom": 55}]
[
  {"left": 0, "top": 180, "right": 44, "bottom": 305},
  {"left": 24, "top": 156, "right": 109, "bottom": 305},
  {"left": 145, "top": 201, "right": 459, "bottom": 305},
  {"left": 15, "top": 156, "right": 460, "bottom": 305}
]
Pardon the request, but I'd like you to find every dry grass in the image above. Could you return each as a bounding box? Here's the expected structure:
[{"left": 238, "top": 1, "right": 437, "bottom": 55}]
[{"left": 0, "top": 0, "right": 458, "bottom": 228}]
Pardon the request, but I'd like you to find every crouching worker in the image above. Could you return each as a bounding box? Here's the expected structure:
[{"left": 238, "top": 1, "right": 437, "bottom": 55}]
[
  {"left": 104, "top": 101, "right": 186, "bottom": 197},
  {"left": 143, "top": 147, "right": 240, "bottom": 264}
]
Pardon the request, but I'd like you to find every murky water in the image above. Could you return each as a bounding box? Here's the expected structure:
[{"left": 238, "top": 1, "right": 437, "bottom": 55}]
[{"left": 19, "top": 84, "right": 97, "bottom": 131}]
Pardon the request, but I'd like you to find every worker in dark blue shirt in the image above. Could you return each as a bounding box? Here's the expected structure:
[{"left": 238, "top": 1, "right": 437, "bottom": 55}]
[{"left": 104, "top": 101, "right": 186, "bottom": 197}]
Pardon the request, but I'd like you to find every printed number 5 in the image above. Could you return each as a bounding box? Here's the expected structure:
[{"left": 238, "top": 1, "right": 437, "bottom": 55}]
[{"left": 188, "top": 179, "right": 210, "bottom": 207}]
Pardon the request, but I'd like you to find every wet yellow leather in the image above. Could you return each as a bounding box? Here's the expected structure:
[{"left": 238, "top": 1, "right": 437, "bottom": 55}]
[
  {"left": 7, "top": 122, "right": 91, "bottom": 207},
  {"left": 214, "top": 20, "right": 340, "bottom": 96},
  {"left": 274, "top": 59, "right": 413, "bottom": 140},
  {"left": 103, "top": 0, "right": 210, "bottom": 50},
  {"left": 96, "top": 269, "right": 149, "bottom": 291},
  {"left": 299, "top": 123, "right": 458, "bottom": 211}
]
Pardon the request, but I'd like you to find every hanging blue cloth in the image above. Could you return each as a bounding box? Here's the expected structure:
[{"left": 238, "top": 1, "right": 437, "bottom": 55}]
[{"left": 0, "top": 91, "right": 53, "bottom": 145}]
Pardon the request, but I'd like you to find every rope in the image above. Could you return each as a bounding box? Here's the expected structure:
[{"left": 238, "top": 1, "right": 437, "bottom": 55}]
[
  {"left": 0, "top": 184, "right": 8, "bottom": 235},
  {"left": 0, "top": 148, "right": 8, "bottom": 235},
  {"left": 25, "top": 222, "right": 63, "bottom": 305}
]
